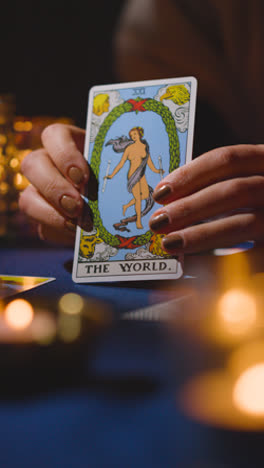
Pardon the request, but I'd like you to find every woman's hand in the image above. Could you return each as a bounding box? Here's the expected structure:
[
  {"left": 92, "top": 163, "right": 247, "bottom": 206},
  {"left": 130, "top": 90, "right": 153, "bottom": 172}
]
[
  {"left": 19, "top": 124, "right": 93, "bottom": 245},
  {"left": 149, "top": 145, "right": 264, "bottom": 253}
]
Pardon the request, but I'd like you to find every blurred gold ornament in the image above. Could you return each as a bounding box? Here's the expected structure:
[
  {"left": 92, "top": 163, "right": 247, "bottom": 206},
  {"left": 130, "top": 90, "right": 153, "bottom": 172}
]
[
  {"left": 0, "top": 181, "right": 9, "bottom": 195},
  {"left": 0, "top": 134, "right": 7, "bottom": 145},
  {"left": 0, "top": 164, "right": 6, "bottom": 180},
  {"left": 9, "top": 158, "right": 20, "bottom": 171},
  {"left": 13, "top": 173, "right": 29, "bottom": 191}
]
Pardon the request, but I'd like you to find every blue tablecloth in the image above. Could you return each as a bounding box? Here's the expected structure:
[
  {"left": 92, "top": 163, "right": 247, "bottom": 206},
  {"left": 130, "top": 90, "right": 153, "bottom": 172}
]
[{"left": 0, "top": 246, "right": 262, "bottom": 467}]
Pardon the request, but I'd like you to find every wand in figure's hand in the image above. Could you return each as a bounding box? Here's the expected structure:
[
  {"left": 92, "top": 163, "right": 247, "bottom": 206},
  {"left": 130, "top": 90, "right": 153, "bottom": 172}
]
[
  {"left": 102, "top": 160, "right": 111, "bottom": 193},
  {"left": 158, "top": 155, "right": 164, "bottom": 180}
]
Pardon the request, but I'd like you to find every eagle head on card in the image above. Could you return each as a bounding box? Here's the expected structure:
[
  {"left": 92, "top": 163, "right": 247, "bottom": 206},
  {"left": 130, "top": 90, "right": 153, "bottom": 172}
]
[{"left": 105, "top": 136, "right": 133, "bottom": 153}]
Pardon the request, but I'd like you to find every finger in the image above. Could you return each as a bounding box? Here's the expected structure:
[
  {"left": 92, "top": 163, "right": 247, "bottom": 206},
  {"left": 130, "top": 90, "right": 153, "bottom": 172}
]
[
  {"left": 153, "top": 144, "right": 264, "bottom": 204},
  {"left": 38, "top": 224, "right": 75, "bottom": 246},
  {"left": 161, "top": 211, "right": 264, "bottom": 254},
  {"left": 41, "top": 124, "right": 89, "bottom": 187},
  {"left": 21, "top": 149, "right": 83, "bottom": 219},
  {"left": 149, "top": 175, "right": 264, "bottom": 234},
  {"left": 19, "top": 185, "right": 76, "bottom": 232},
  {"left": 19, "top": 184, "right": 93, "bottom": 232}
]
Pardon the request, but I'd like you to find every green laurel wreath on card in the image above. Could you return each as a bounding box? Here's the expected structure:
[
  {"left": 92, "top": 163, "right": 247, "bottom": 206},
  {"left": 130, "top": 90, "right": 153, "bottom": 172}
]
[{"left": 89, "top": 98, "right": 180, "bottom": 248}]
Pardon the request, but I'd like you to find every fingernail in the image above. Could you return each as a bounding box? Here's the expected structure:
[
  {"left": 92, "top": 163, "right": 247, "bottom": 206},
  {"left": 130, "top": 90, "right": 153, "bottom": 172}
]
[
  {"left": 153, "top": 184, "right": 172, "bottom": 202},
  {"left": 81, "top": 219, "right": 94, "bottom": 232},
  {"left": 68, "top": 166, "right": 84, "bottom": 185},
  {"left": 65, "top": 219, "right": 77, "bottom": 233},
  {"left": 80, "top": 203, "right": 94, "bottom": 232},
  {"left": 163, "top": 234, "right": 184, "bottom": 251},
  {"left": 86, "top": 167, "right": 98, "bottom": 201},
  {"left": 149, "top": 213, "right": 169, "bottom": 231},
  {"left": 60, "top": 195, "right": 80, "bottom": 216}
]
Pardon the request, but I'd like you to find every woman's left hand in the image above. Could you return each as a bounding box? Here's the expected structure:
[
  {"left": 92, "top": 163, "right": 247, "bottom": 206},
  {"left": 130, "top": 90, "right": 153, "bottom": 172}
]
[{"left": 149, "top": 144, "right": 264, "bottom": 253}]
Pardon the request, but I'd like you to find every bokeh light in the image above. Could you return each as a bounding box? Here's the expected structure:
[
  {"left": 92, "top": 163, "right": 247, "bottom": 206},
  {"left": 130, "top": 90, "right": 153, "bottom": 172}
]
[
  {"left": 179, "top": 367, "right": 264, "bottom": 430},
  {"left": 233, "top": 363, "right": 264, "bottom": 416},
  {"left": 228, "top": 341, "right": 264, "bottom": 376},
  {"left": 218, "top": 251, "right": 251, "bottom": 291},
  {"left": 0, "top": 181, "right": 9, "bottom": 195},
  {"left": 0, "top": 134, "right": 7, "bottom": 145},
  {"left": 0, "top": 164, "right": 5, "bottom": 179},
  {"left": 4, "top": 299, "right": 34, "bottom": 330},
  {"left": 13, "top": 120, "right": 33, "bottom": 132},
  {"left": 59, "top": 293, "right": 84, "bottom": 315},
  {"left": 31, "top": 310, "right": 57, "bottom": 344},
  {"left": 217, "top": 288, "right": 257, "bottom": 335},
  {"left": 58, "top": 314, "right": 81, "bottom": 342},
  {"left": 9, "top": 157, "right": 20, "bottom": 170},
  {"left": 13, "top": 172, "right": 29, "bottom": 190}
]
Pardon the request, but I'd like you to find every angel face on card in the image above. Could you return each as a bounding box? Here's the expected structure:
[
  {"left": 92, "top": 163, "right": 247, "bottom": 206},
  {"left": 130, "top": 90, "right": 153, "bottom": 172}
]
[{"left": 73, "top": 78, "right": 197, "bottom": 282}]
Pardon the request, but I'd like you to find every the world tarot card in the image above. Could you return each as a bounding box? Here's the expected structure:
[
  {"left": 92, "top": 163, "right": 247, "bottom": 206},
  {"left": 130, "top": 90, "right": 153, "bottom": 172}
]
[{"left": 72, "top": 77, "right": 197, "bottom": 283}]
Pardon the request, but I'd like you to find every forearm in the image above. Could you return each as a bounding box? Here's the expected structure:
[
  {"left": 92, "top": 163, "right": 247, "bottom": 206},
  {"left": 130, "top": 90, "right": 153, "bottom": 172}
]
[
  {"left": 148, "top": 157, "right": 160, "bottom": 173},
  {"left": 110, "top": 162, "right": 123, "bottom": 178}
]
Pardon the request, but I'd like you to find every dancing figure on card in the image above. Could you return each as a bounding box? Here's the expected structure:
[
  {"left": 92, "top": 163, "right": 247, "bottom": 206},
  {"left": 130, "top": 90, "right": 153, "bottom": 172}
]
[{"left": 105, "top": 126, "right": 162, "bottom": 231}]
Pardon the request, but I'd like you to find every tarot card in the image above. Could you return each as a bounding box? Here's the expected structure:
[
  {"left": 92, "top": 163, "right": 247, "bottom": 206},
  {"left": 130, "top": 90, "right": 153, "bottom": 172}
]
[
  {"left": 72, "top": 77, "right": 197, "bottom": 283},
  {"left": 0, "top": 275, "right": 55, "bottom": 299}
]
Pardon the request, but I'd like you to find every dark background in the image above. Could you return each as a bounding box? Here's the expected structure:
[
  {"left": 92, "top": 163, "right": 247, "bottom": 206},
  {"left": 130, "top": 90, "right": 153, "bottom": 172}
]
[
  {"left": 0, "top": 0, "right": 236, "bottom": 156},
  {"left": 0, "top": 0, "right": 125, "bottom": 128}
]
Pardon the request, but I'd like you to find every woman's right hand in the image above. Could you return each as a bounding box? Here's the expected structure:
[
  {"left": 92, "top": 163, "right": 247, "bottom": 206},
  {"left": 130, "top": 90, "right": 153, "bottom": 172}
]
[
  {"left": 19, "top": 124, "right": 93, "bottom": 245},
  {"left": 149, "top": 144, "right": 264, "bottom": 254}
]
